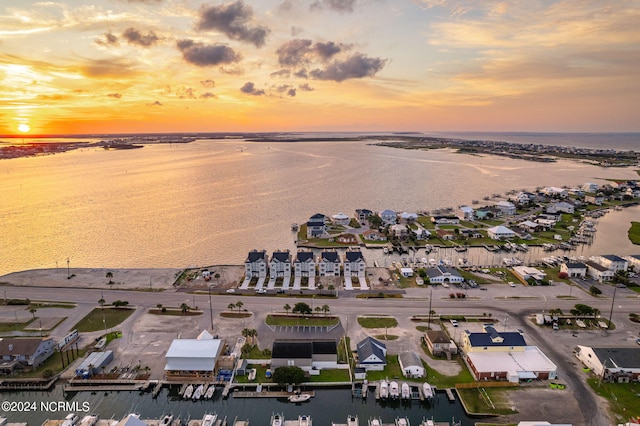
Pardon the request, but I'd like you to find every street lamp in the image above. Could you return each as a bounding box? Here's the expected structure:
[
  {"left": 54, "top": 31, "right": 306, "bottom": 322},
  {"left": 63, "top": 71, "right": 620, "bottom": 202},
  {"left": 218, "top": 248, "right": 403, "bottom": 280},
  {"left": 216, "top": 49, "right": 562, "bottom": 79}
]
[
  {"left": 608, "top": 285, "right": 617, "bottom": 327},
  {"left": 208, "top": 286, "right": 214, "bottom": 331}
]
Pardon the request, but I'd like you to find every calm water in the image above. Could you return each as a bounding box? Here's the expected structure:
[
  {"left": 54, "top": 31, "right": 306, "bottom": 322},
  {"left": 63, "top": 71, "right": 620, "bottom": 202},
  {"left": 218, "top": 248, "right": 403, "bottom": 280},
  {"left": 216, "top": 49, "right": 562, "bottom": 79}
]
[
  {"left": 0, "top": 138, "right": 638, "bottom": 276},
  {"left": 1, "top": 387, "right": 473, "bottom": 425}
]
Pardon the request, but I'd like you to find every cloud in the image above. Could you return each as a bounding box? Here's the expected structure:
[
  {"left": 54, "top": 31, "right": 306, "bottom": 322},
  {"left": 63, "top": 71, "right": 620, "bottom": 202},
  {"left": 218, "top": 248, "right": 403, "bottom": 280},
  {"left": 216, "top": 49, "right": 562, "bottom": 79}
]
[
  {"left": 313, "top": 41, "right": 349, "bottom": 61},
  {"left": 298, "top": 83, "right": 314, "bottom": 91},
  {"left": 310, "top": 0, "right": 357, "bottom": 13},
  {"left": 240, "top": 81, "right": 265, "bottom": 96},
  {"left": 176, "top": 86, "right": 195, "bottom": 99},
  {"left": 291, "top": 26, "right": 304, "bottom": 36},
  {"left": 294, "top": 69, "right": 308, "bottom": 79},
  {"left": 122, "top": 28, "right": 160, "bottom": 47},
  {"left": 81, "top": 58, "right": 140, "bottom": 78},
  {"left": 275, "top": 84, "right": 291, "bottom": 93},
  {"left": 200, "top": 92, "right": 216, "bottom": 99},
  {"left": 270, "top": 69, "right": 291, "bottom": 78},
  {"left": 107, "top": 93, "right": 122, "bottom": 98},
  {"left": 96, "top": 32, "right": 119, "bottom": 46},
  {"left": 200, "top": 79, "right": 215, "bottom": 87},
  {"left": 147, "top": 100, "right": 162, "bottom": 106},
  {"left": 177, "top": 39, "right": 241, "bottom": 67},
  {"left": 119, "top": 0, "right": 163, "bottom": 3},
  {"left": 276, "top": 39, "right": 313, "bottom": 66},
  {"left": 196, "top": 1, "right": 270, "bottom": 48},
  {"left": 287, "top": 88, "right": 296, "bottom": 97},
  {"left": 310, "top": 53, "right": 387, "bottom": 82}
]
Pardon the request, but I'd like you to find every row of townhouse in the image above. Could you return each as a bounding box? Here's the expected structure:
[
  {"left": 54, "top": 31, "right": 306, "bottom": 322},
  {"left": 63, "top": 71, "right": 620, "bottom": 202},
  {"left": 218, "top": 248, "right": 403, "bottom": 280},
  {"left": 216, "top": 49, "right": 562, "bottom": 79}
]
[
  {"left": 244, "top": 249, "right": 366, "bottom": 279},
  {"left": 560, "top": 254, "right": 639, "bottom": 282}
]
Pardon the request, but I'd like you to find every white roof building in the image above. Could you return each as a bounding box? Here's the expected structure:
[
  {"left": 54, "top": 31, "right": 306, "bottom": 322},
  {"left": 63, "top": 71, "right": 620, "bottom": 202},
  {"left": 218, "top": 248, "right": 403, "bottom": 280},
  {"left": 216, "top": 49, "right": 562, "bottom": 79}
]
[
  {"left": 487, "top": 225, "right": 516, "bottom": 240},
  {"left": 164, "top": 332, "right": 224, "bottom": 377},
  {"left": 466, "top": 346, "right": 557, "bottom": 382}
]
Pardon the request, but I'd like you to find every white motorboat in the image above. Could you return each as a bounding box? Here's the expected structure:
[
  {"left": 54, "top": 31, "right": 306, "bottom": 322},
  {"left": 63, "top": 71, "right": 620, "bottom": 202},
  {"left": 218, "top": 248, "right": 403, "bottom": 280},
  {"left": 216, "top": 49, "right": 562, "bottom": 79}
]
[
  {"left": 183, "top": 384, "right": 194, "bottom": 399},
  {"left": 422, "top": 382, "right": 433, "bottom": 399},
  {"left": 298, "top": 415, "right": 312, "bottom": 426},
  {"left": 288, "top": 393, "right": 311, "bottom": 403},
  {"left": 248, "top": 368, "right": 256, "bottom": 381},
  {"left": 204, "top": 385, "right": 215, "bottom": 399},
  {"left": 271, "top": 413, "right": 283, "bottom": 426},
  {"left": 347, "top": 415, "right": 358, "bottom": 426},
  {"left": 420, "top": 418, "right": 435, "bottom": 426},
  {"left": 79, "top": 415, "right": 99, "bottom": 426},
  {"left": 379, "top": 380, "right": 388, "bottom": 399},
  {"left": 389, "top": 381, "right": 399, "bottom": 399},
  {"left": 202, "top": 414, "right": 217, "bottom": 426},
  {"left": 395, "top": 418, "right": 410, "bottom": 426},
  {"left": 62, "top": 414, "right": 79, "bottom": 426},
  {"left": 193, "top": 384, "right": 205, "bottom": 400},
  {"left": 401, "top": 382, "right": 410, "bottom": 400},
  {"left": 368, "top": 418, "right": 382, "bottom": 426},
  {"left": 159, "top": 414, "right": 173, "bottom": 426}
]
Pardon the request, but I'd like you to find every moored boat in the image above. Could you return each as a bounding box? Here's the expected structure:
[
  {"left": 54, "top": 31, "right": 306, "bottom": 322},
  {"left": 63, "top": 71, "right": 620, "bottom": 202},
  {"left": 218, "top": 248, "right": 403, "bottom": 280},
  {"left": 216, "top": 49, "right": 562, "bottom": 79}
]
[
  {"left": 204, "top": 385, "right": 215, "bottom": 399},
  {"left": 422, "top": 382, "right": 433, "bottom": 399},
  {"left": 202, "top": 414, "right": 218, "bottom": 426},
  {"left": 183, "top": 384, "right": 194, "bottom": 399},
  {"left": 298, "top": 415, "right": 312, "bottom": 426},
  {"left": 79, "top": 414, "right": 99, "bottom": 426},
  {"left": 62, "top": 413, "right": 79, "bottom": 426},
  {"left": 288, "top": 393, "right": 312, "bottom": 403},
  {"left": 389, "top": 381, "right": 399, "bottom": 399},
  {"left": 193, "top": 384, "right": 205, "bottom": 400},
  {"left": 347, "top": 415, "right": 358, "bottom": 426},
  {"left": 395, "top": 417, "right": 410, "bottom": 426},
  {"left": 401, "top": 382, "right": 410, "bottom": 400},
  {"left": 160, "top": 414, "right": 173, "bottom": 426},
  {"left": 271, "top": 413, "right": 283, "bottom": 426},
  {"left": 379, "top": 380, "right": 388, "bottom": 399}
]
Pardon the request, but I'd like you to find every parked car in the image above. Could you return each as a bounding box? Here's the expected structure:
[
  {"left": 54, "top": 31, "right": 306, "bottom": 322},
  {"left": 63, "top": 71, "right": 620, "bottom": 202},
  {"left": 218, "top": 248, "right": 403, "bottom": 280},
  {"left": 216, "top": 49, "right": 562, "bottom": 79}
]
[
  {"left": 450, "top": 319, "right": 459, "bottom": 327},
  {"left": 508, "top": 281, "right": 516, "bottom": 287},
  {"left": 226, "top": 288, "right": 236, "bottom": 293}
]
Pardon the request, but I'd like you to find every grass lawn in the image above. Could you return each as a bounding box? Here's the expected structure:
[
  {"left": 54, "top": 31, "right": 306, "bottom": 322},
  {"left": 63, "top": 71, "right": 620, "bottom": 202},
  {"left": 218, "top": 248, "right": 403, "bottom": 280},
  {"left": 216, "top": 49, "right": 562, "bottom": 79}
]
[
  {"left": 0, "top": 319, "right": 35, "bottom": 333},
  {"left": 587, "top": 378, "right": 640, "bottom": 422},
  {"left": 72, "top": 307, "right": 134, "bottom": 333},
  {"left": 15, "top": 348, "right": 87, "bottom": 378},
  {"left": 373, "top": 334, "right": 399, "bottom": 341},
  {"left": 220, "top": 312, "right": 252, "bottom": 319},
  {"left": 265, "top": 315, "right": 339, "bottom": 326},
  {"left": 457, "top": 387, "right": 518, "bottom": 415},
  {"left": 308, "top": 369, "right": 351, "bottom": 382},
  {"left": 357, "top": 316, "right": 398, "bottom": 328},
  {"left": 628, "top": 221, "right": 640, "bottom": 244},
  {"left": 28, "top": 301, "right": 76, "bottom": 309},
  {"left": 366, "top": 355, "right": 404, "bottom": 381},
  {"left": 428, "top": 359, "right": 475, "bottom": 388}
]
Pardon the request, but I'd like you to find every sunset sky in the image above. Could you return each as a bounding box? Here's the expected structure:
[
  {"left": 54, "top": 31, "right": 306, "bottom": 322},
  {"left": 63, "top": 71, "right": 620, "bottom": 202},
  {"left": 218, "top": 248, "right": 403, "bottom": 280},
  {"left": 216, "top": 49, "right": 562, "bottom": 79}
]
[{"left": 1, "top": 0, "right": 638, "bottom": 135}]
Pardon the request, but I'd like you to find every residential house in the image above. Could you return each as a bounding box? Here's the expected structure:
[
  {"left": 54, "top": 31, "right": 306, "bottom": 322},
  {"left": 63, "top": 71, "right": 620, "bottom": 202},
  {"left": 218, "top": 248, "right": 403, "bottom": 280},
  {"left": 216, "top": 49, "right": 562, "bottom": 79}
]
[
  {"left": 515, "top": 192, "right": 535, "bottom": 205},
  {"left": 398, "top": 351, "right": 425, "bottom": 378},
  {"left": 547, "top": 201, "right": 575, "bottom": 214},
  {"left": 356, "top": 337, "right": 387, "bottom": 371},
  {"left": 399, "top": 212, "right": 418, "bottom": 223},
  {"left": 584, "top": 193, "right": 604, "bottom": 205},
  {"left": 518, "top": 220, "right": 546, "bottom": 233},
  {"left": 583, "top": 182, "right": 600, "bottom": 193},
  {"left": 0, "top": 338, "right": 56, "bottom": 373},
  {"left": 542, "top": 187, "right": 568, "bottom": 198},
  {"left": 435, "top": 229, "right": 455, "bottom": 241},
  {"left": 461, "top": 326, "right": 556, "bottom": 381},
  {"left": 335, "top": 233, "right": 358, "bottom": 245},
  {"left": 496, "top": 201, "right": 516, "bottom": 216},
  {"left": 412, "top": 226, "right": 432, "bottom": 240},
  {"left": 560, "top": 262, "right": 587, "bottom": 278},
  {"left": 380, "top": 209, "right": 397, "bottom": 225},
  {"left": 270, "top": 250, "right": 292, "bottom": 278},
  {"left": 625, "top": 254, "right": 640, "bottom": 270},
  {"left": 574, "top": 346, "right": 640, "bottom": 382},
  {"left": 306, "top": 213, "right": 328, "bottom": 238},
  {"left": 355, "top": 209, "right": 374, "bottom": 225},
  {"left": 425, "top": 266, "right": 464, "bottom": 284},
  {"left": 474, "top": 208, "right": 493, "bottom": 220},
  {"left": 457, "top": 206, "right": 475, "bottom": 221},
  {"left": 331, "top": 212, "right": 350, "bottom": 226},
  {"left": 424, "top": 330, "right": 454, "bottom": 356},
  {"left": 245, "top": 250, "right": 268, "bottom": 279},
  {"left": 344, "top": 250, "right": 366, "bottom": 277},
  {"left": 271, "top": 340, "right": 338, "bottom": 371},
  {"left": 294, "top": 251, "right": 315, "bottom": 277},
  {"left": 584, "top": 260, "right": 615, "bottom": 282},
  {"left": 390, "top": 224, "right": 409, "bottom": 238},
  {"left": 362, "top": 230, "right": 387, "bottom": 241},
  {"left": 460, "top": 229, "right": 482, "bottom": 239},
  {"left": 319, "top": 251, "right": 341, "bottom": 277},
  {"left": 598, "top": 255, "right": 628, "bottom": 272},
  {"left": 487, "top": 225, "right": 516, "bottom": 240},
  {"left": 512, "top": 266, "right": 546, "bottom": 283},
  {"left": 431, "top": 215, "right": 460, "bottom": 225}
]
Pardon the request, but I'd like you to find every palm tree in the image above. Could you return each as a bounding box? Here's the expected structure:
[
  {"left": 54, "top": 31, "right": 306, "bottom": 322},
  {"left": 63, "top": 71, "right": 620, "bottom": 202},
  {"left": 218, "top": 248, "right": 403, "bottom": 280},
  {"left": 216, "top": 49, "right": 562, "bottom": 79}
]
[
  {"left": 98, "top": 298, "right": 105, "bottom": 308},
  {"left": 321, "top": 304, "right": 330, "bottom": 317},
  {"left": 106, "top": 271, "right": 113, "bottom": 284},
  {"left": 227, "top": 303, "right": 236, "bottom": 312},
  {"left": 180, "top": 303, "right": 189, "bottom": 314},
  {"left": 249, "top": 329, "right": 257, "bottom": 345},
  {"left": 235, "top": 300, "right": 244, "bottom": 313},
  {"left": 315, "top": 306, "right": 321, "bottom": 316},
  {"left": 29, "top": 308, "right": 37, "bottom": 319},
  {"left": 284, "top": 304, "right": 291, "bottom": 316},
  {"left": 156, "top": 303, "right": 163, "bottom": 310}
]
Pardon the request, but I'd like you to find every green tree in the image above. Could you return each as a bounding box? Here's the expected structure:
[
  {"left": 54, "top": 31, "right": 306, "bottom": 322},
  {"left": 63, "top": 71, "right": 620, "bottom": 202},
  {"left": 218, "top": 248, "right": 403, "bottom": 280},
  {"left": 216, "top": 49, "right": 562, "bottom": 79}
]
[
  {"left": 106, "top": 271, "right": 114, "bottom": 284},
  {"left": 98, "top": 298, "right": 105, "bottom": 307},
  {"left": 272, "top": 365, "right": 306, "bottom": 386},
  {"left": 180, "top": 303, "right": 189, "bottom": 314},
  {"left": 156, "top": 304, "right": 163, "bottom": 310},
  {"left": 29, "top": 308, "right": 37, "bottom": 319},
  {"left": 292, "top": 302, "right": 312, "bottom": 316},
  {"left": 112, "top": 300, "right": 129, "bottom": 308},
  {"left": 321, "top": 304, "right": 330, "bottom": 316},
  {"left": 315, "top": 306, "right": 321, "bottom": 316},
  {"left": 283, "top": 304, "right": 291, "bottom": 316},
  {"left": 228, "top": 303, "right": 236, "bottom": 311},
  {"left": 235, "top": 300, "right": 244, "bottom": 313},
  {"left": 589, "top": 285, "right": 602, "bottom": 296}
]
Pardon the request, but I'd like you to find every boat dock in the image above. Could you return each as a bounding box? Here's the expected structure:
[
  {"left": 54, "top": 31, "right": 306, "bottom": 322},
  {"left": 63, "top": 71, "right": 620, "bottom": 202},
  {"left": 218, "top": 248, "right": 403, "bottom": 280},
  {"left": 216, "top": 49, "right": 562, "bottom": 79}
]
[
  {"left": 445, "top": 388, "right": 455, "bottom": 401},
  {"left": 62, "top": 379, "right": 151, "bottom": 393},
  {"left": 233, "top": 390, "right": 315, "bottom": 398}
]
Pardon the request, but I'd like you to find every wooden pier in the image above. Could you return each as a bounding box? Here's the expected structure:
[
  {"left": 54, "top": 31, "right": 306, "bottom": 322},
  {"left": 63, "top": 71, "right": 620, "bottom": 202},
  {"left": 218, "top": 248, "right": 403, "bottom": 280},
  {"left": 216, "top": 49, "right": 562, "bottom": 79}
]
[
  {"left": 233, "top": 390, "right": 315, "bottom": 398},
  {"left": 445, "top": 388, "right": 455, "bottom": 401}
]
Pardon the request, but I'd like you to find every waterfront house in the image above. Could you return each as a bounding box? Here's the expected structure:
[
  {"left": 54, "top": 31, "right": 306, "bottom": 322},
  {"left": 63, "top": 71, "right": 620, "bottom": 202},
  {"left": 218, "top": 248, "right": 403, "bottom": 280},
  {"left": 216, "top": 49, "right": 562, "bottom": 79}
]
[
  {"left": 584, "top": 193, "right": 604, "bottom": 205},
  {"left": 583, "top": 182, "right": 600, "bottom": 193},
  {"left": 625, "top": 254, "right": 640, "bottom": 269},
  {"left": 355, "top": 209, "right": 374, "bottom": 225},
  {"left": 546, "top": 201, "right": 575, "bottom": 214},
  {"left": 319, "top": 251, "right": 341, "bottom": 276},
  {"left": 380, "top": 209, "right": 397, "bottom": 225},
  {"left": 515, "top": 191, "right": 536, "bottom": 205},
  {"left": 431, "top": 215, "right": 460, "bottom": 225},
  {"left": 362, "top": 230, "right": 387, "bottom": 241},
  {"left": 460, "top": 229, "right": 482, "bottom": 239},
  {"left": 424, "top": 330, "right": 455, "bottom": 357},
  {"left": 0, "top": 337, "right": 56, "bottom": 373},
  {"left": 344, "top": 250, "right": 366, "bottom": 277},
  {"left": 474, "top": 208, "right": 494, "bottom": 219},
  {"left": 597, "top": 255, "right": 628, "bottom": 272},
  {"left": 164, "top": 331, "right": 224, "bottom": 380},
  {"left": 518, "top": 220, "right": 546, "bottom": 232},
  {"left": 390, "top": 224, "right": 409, "bottom": 238},
  {"left": 487, "top": 225, "right": 516, "bottom": 240},
  {"left": 399, "top": 212, "right": 418, "bottom": 223},
  {"left": 270, "top": 250, "right": 292, "bottom": 278},
  {"left": 584, "top": 260, "right": 615, "bottom": 282},
  {"left": 495, "top": 201, "right": 516, "bottom": 216},
  {"left": 560, "top": 262, "right": 587, "bottom": 278},
  {"left": 457, "top": 206, "right": 475, "bottom": 221},
  {"left": 435, "top": 229, "right": 455, "bottom": 241},
  {"left": 294, "top": 251, "right": 316, "bottom": 277},
  {"left": 331, "top": 212, "right": 351, "bottom": 226},
  {"left": 425, "top": 266, "right": 464, "bottom": 284},
  {"left": 542, "top": 186, "right": 568, "bottom": 198},
  {"left": 398, "top": 351, "right": 425, "bottom": 378},
  {"left": 271, "top": 340, "right": 338, "bottom": 371},
  {"left": 335, "top": 233, "right": 359, "bottom": 245},
  {"left": 245, "top": 250, "right": 268, "bottom": 279},
  {"left": 356, "top": 336, "right": 387, "bottom": 371},
  {"left": 413, "top": 226, "right": 432, "bottom": 240},
  {"left": 306, "top": 213, "right": 328, "bottom": 238},
  {"left": 574, "top": 346, "right": 640, "bottom": 382}
]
